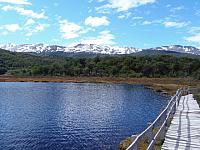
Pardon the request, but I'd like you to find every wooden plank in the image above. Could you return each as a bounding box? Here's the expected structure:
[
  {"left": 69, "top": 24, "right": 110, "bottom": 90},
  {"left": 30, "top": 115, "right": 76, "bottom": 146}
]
[{"left": 162, "top": 94, "right": 200, "bottom": 150}]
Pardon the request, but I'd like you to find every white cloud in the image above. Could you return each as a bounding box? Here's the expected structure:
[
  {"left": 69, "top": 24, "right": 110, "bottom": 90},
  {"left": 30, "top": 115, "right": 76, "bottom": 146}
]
[
  {"left": 81, "top": 30, "right": 115, "bottom": 45},
  {"left": 0, "top": 0, "right": 31, "bottom": 5},
  {"left": 24, "top": 18, "right": 49, "bottom": 36},
  {"left": 16, "top": 7, "right": 47, "bottom": 19},
  {"left": 2, "top": 24, "right": 20, "bottom": 32},
  {"left": 185, "top": 33, "right": 200, "bottom": 44},
  {"left": 141, "top": 19, "right": 162, "bottom": 25},
  {"left": 1, "top": 31, "right": 8, "bottom": 35},
  {"left": 35, "top": 24, "right": 48, "bottom": 31},
  {"left": 185, "top": 27, "right": 200, "bottom": 46},
  {"left": 132, "top": 16, "right": 143, "bottom": 20},
  {"left": 79, "top": 27, "right": 94, "bottom": 34},
  {"left": 25, "top": 23, "right": 49, "bottom": 36},
  {"left": 170, "top": 6, "right": 184, "bottom": 13},
  {"left": 96, "top": 0, "right": 156, "bottom": 12},
  {"left": 85, "top": 16, "right": 110, "bottom": 27},
  {"left": 97, "top": 0, "right": 105, "bottom": 2},
  {"left": 163, "top": 21, "right": 189, "bottom": 28},
  {"left": 25, "top": 33, "right": 32, "bottom": 36},
  {"left": 59, "top": 20, "right": 83, "bottom": 39},
  {"left": 25, "top": 19, "right": 35, "bottom": 26},
  {"left": 166, "top": 4, "right": 171, "bottom": 8},
  {"left": 1, "top": 4, "right": 11, "bottom": 10},
  {"left": 2, "top": 5, "right": 47, "bottom": 19},
  {"left": 142, "top": 21, "right": 153, "bottom": 25},
  {"left": 189, "top": 27, "right": 200, "bottom": 34},
  {"left": 52, "top": 38, "right": 60, "bottom": 42},
  {"left": 118, "top": 15, "right": 125, "bottom": 19},
  {"left": 0, "top": 19, "right": 48, "bottom": 37},
  {"left": 0, "top": 24, "right": 20, "bottom": 35},
  {"left": 118, "top": 12, "right": 131, "bottom": 19},
  {"left": 95, "top": 6, "right": 111, "bottom": 14},
  {"left": 195, "top": 10, "right": 200, "bottom": 16}
]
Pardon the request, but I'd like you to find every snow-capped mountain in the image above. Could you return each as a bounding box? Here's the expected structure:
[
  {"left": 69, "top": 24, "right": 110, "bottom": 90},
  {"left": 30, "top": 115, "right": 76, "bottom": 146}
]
[
  {"left": 0, "top": 43, "right": 200, "bottom": 55},
  {"left": 147, "top": 45, "right": 200, "bottom": 55},
  {"left": 0, "top": 43, "right": 66, "bottom": 53},
  {"left": 0, "top": 43, "right": 141, "bottom": 55}
]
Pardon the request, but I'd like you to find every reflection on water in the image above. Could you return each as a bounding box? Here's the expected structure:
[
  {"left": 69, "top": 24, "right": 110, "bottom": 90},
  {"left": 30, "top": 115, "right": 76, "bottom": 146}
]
[{"left": 0, "top": 82, "right": 169, "bottom": 150}]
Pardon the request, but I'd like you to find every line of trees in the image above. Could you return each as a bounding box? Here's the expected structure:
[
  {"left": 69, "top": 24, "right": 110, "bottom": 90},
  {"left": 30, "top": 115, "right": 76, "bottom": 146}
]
[
  {"left": 29, "top": 56, "right": 200, "bottom": 78},
  {"left": 0, "top": 59, "right": 7, "bottom": 75},
  {"left": 1, "top": 49, "right": 200, "bottom": 79},
  {"left": 1, "top": 55, "right": 199, "bottom": 79}
]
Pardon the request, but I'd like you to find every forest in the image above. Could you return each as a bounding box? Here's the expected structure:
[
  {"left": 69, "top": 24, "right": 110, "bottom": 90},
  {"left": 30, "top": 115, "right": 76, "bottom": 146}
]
[{"left": 0, "top": 49, "right": 200, "bottom": 79}]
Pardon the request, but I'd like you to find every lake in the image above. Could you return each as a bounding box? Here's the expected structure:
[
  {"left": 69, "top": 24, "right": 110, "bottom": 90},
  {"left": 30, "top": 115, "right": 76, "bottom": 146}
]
[{"left": 0, "top": 82, "right": 169, "bottom": 150}]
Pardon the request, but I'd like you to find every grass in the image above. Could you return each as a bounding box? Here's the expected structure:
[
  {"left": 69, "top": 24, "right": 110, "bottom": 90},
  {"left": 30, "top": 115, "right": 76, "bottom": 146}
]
[
  {"left": 119, "top": 128, "right": 161, "bottom": 150},
  {"left": 193, "top": 88, "right": 200, "bottom": 107},
  {"left": 119, "top": 136, "right": 162, "bottom": 150},
  {"left": 119, "top": 137, "right": 149, "bottom": 150},
  {"left": 119, "top": 137, "right": 133, "bottom": 150},
  {"left": 194, "top": 94, "right": 200, "bottom": 106},
  {"left": 1, "top": 76, "right": 200, "bottom": 95}
]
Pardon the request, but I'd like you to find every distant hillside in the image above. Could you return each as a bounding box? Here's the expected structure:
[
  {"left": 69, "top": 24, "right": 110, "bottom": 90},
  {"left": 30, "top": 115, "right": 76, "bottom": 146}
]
[
  {"left": 131, "top": 50, "right": 200, "bottom": 59},
  {"left": 0, "top": 48, "right": 200, "bottom": 79},
  {"left": 34, "top": 51, "right": 111, "bottom": 58},
  {"left": 27, "top": 49, "right": 200, "bottom": 59},
  {"left": 0, "top": 48, "right": 65, "bottom": 75},
  {"left": 0, "top": 48, "right": 65, "bottom": 66}
]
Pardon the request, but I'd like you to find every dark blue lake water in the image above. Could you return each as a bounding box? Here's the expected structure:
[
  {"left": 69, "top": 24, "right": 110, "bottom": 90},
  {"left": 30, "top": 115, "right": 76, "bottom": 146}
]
[{"left": 0, "top": 82, "right": 169, "bottom": 150}]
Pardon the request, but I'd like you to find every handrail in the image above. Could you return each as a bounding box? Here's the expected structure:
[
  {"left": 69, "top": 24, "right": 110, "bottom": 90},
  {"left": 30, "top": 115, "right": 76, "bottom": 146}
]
[{"left": 127, "top": 88, "right": 187, "bottom": 150}]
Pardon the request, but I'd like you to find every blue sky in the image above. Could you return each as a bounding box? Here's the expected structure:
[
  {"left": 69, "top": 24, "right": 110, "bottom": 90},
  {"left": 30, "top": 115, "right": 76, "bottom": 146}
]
[{"left": 0, "top": 0, "right": 200, "bottom": 48}]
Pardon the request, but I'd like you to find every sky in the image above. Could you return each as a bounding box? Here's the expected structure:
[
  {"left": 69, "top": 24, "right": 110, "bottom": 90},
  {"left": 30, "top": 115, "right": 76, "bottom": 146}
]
[{"left": 0, "top": 0, "right": 200, "bottom": 48}]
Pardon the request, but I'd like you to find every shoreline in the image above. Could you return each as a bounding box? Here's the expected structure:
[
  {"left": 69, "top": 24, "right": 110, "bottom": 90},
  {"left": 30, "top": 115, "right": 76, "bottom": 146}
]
[{"left": 0, "top": 76, "right": 199, "bottom": 95}]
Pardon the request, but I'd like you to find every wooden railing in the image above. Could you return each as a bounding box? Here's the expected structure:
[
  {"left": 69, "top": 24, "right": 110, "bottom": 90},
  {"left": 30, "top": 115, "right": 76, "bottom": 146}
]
[
  {"left": 188, "top": 87, "right": 200, "bottom": 94},
  {"left": 127, "top": 88, "right": 187, "bottom": 150}
]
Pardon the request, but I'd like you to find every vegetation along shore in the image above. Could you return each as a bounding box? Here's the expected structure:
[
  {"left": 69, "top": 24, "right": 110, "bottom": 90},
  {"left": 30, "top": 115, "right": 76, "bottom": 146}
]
[
  {"left": 1, "top": 48, "right": 200, "bottom": 95},
  {"left": 0, "top": 76, "right": 199, "bottom": 96}
]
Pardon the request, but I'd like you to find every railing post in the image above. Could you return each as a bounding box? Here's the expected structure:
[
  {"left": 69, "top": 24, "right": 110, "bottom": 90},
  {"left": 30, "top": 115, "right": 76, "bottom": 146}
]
[
  {"left": 126, "top": 88, "right": 185, "bottom": 150},
  {"left": 173, "top": 101, "right": 177, "bottom": 114}
]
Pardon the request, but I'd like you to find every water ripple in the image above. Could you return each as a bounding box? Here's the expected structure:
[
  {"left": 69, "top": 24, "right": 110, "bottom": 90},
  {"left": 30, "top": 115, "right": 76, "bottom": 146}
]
[{"left": 0, "top": 82, "right": 169, "bottom": 150}]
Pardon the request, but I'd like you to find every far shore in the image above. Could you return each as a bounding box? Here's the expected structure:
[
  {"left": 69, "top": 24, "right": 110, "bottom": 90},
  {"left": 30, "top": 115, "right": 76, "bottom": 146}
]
[{"left": 0, "top": 75, "right": 199, "bottom": 95}]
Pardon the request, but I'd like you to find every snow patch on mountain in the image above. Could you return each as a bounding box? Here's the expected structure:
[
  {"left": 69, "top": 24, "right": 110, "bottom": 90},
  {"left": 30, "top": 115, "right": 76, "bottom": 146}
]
[
  {"left": 1, "top": 43, "right": 200, "bottom": 55},
  {"left": 147, "top": 45, "right": 200, "bottom": 55},
  {"left": 0, "top": 43, "right": 142, "bottom": 54}
]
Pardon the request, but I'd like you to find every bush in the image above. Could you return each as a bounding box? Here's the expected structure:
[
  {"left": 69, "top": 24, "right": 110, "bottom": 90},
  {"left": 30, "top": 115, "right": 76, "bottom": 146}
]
[{"left": 0, "top": 67, "right": 7, "bottom": 75}]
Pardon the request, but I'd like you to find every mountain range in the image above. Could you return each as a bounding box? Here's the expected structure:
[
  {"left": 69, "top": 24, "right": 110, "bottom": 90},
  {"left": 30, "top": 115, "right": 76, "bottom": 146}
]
[{"left": 0, "top": 43, "right": 200, "bottom": 56}]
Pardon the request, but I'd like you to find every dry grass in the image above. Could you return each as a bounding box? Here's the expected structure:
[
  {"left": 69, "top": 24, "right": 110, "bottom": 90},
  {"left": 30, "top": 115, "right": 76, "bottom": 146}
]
[
  {"left": 119, "top": 137, "right": 133, "bottom": 150},
  {"left": 138, "top": 139, "right": 148, "bottom": 150},
  {"left": 194, "top": 94, "right": 200, "bottom": 106},
  {"left": 193, "top": 87, "right": 200, "bottom": 107},
  {"left": 119, "top": 137, "right": 149, "bottom": 150},
  {"left": 0, "top": 76, "right": 200, "bottom": 95}
]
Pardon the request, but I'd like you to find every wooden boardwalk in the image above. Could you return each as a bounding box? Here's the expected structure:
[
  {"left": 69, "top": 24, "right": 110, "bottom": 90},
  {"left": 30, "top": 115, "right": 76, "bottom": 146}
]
[{"left": 162, "top": 94, "right": 200, "bottom": 150}]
